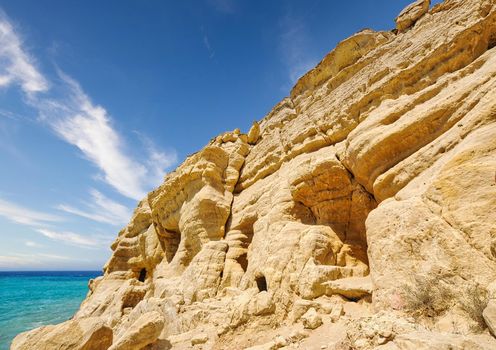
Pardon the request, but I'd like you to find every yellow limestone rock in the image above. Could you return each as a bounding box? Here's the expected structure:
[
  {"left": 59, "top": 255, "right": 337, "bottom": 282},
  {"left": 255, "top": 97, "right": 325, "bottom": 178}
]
[
  {"left": 11, "top": 0, "right": 496, "bottom": 349},
  {"left": 301, "top": 308, "right": 323, "bottom": 330},
  {"left": 109, "top": 311, "right": 164, "bottom": 350},
  {"left": 11, "top": 318, "right": 112, "bottom": 350},
  {"left": 483, "top": 300, "right": 496, "bottom": 337},
  {"left": 395, "top": 0, "right": 430, "bottom": 32},
  {"left": 247, "top": 121, "right": 260, "bottom": 145}
]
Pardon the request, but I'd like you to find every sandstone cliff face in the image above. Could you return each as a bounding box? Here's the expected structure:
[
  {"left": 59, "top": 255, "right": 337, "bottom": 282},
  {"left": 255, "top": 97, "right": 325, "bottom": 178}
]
[{"left": 12, "top": 0, "right": 496, "bottom": 349}]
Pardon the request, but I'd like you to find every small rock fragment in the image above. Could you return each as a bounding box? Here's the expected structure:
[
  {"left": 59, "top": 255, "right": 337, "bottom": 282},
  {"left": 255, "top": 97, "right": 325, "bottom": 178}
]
[
  {"left": 191, "top": 333, "right": 209, "bottom": 345},
  {"left": 330, "top": 303, "right": 344, "bottom": 322},
  {"left": 301, "top": 308, "right": 323, "bottom": 330},
  {"left": 274, "top": 335, "right": 288, "bottom": 347},
  {"left": 288, "top": 329, "right": 309, "bottom": 342}
]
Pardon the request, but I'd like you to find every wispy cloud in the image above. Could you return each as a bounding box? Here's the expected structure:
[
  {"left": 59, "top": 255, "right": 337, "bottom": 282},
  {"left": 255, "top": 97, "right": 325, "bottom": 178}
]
[
  {"left": 0, "top": 109, "right": 24, "bottom": 120},
  {"left": 138, "top": 132, "right": 177, "bottom": 186},
  {"left": 278, "top": 11, "right": 318, "bottom": 85},
  {"left": 0, "top": 11, "right": 176, "bottom": 201},
  {"left": 0, "top": 196, "right": 111, "bottom": 248},
  {"left": 0, "top": 10, "right": 48, "bottom": 94},
  {"left": 58, "top": 189, "right": 131, "bottom": 226},
  {"left": 0, "top": 252, "right": 71, "bottom": 269},
  {"left": 0, "top": 197, "right": 63, "bottom": 226},
  {"left": 37, "top": 228, "right": 111, "bottom": 248},
  {"left": 33, "top": 71, "right": 152, "bottom": 199}
]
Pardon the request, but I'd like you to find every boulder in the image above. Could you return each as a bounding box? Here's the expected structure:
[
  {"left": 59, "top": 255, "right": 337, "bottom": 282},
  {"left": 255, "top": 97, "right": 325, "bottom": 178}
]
[
  {"left": 11, "top": 318, "right": 112, "bottom": 350},
  {"left": 109, "top": 311, "right": 164, "bottom": 350},
  {"left": 483, "top": 299, "right": 496, "bottom": 337},
  {"left": 396, "top": 0, "right": 430, "bottom": 32},
  {"left": 301, "top": 308, "right": 323, "bottom": 330},
  {"left": 323, "top": 276, "right": 373, "bottom": 300}
]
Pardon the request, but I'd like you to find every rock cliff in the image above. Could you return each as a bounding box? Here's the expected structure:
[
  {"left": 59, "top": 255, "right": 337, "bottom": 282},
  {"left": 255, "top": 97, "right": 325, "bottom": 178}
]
[{"left": 12, "top": 0, "right": 496, "bottom": 349}]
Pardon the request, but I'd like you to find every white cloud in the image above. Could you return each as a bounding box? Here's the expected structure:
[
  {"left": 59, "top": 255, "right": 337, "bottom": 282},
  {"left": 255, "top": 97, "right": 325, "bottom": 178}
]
[
  {"left": 38, "top": 253, "right": 70, "bottom": 260},
  {"left": 0, "top": 197, "right": 63, "bottom": 226},
  {"left": 25, "top": 240, "right": 44, "bottom": 248},
  {"left": 34, "top": 72, "right": 150, "bottom": 199},
  {"left": 138, "top": 133, "right": 177, "bottom": 187},
  {"left": 0, "top": 12, "right": 176, "bottom": 201},
  {"left": 37, "top": 228, "right": 111, "bottom": 248},
  {"left": 0, "top": 11, "right": 48, "bottom": 94},
  {"left": 0, "top": 252, "right": 71, "bottom": 269},
  {"left": 31, "top": 70, "right": 175, "bottom": 200},
  {"left": 278, "top": 12, "right": 318, "bottom": 85},
  {"left": 0, "top": 255, "right": 40, "bottom": 267},
  {"left": 58, "top": 189, "right": 132, "bottom": 226}
]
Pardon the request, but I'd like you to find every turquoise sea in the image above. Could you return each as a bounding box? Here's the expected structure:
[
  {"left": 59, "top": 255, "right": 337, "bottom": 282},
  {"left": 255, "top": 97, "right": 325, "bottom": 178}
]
[{"left": 0, "top": 271, "right": 101, "bottom": 350}]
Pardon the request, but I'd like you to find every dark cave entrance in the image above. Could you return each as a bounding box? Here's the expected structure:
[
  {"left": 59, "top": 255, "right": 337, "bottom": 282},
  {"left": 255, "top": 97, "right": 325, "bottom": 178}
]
[
  {"left": 138, "top": 268, "right": 147, "bottom": 282},
  {"left": 256, "top": 275, "right": 267, "bottom": 292}
]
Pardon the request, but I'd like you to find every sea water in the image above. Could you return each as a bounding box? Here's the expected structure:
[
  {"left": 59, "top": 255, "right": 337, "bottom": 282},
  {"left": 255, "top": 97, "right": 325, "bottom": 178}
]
[{"left": 0, "top": 271, "right": 101, "bottom": 350}]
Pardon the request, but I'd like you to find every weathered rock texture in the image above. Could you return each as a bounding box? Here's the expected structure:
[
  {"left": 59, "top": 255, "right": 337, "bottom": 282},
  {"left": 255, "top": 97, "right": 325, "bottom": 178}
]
[{"left": 12, "top": 0, "right": 496, "bottom": 349}]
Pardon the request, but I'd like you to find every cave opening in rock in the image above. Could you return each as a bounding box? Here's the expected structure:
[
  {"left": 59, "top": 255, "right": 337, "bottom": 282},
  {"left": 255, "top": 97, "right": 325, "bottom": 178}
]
[
  {"left": 239, "top": 216, "right": 256, "bottom": 248},
  {"left": 165, "top": 231, "right": 181, "bottom": 263},
  {"left": 155, "top": 223, "right": 181, "bottom": 263},
  {"left": 138, "top": 268, "right": 147, "bottom": 282},
  {"left": 229, "top": 215, "right": 257, "bottom": 274},
  {"left": 256, "top": 275, "right": 267, "bottom": 292}
]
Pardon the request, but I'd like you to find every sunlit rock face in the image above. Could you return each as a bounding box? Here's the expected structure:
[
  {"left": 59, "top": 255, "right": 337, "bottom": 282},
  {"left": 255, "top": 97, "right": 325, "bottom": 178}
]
[{"left": 12, "top": 0, "right": 496, "bottom": 349}]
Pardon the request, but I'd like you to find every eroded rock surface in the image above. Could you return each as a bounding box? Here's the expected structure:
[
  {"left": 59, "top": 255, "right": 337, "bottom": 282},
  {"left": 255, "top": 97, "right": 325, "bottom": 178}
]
[{"left": 11, "top": 0, "right": 496, "bottom": 349}]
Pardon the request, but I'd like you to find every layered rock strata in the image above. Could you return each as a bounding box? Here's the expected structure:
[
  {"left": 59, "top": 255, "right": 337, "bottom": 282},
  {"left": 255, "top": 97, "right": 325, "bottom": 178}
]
[{"left": 12, "top": 0, "right": 496, "bottom": 349}]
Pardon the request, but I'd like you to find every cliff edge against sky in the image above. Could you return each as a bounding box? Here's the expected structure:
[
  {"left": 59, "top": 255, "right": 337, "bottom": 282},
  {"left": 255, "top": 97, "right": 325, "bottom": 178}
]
[{"left": 11, "top": 0, "right": 496, "bottom": 349}]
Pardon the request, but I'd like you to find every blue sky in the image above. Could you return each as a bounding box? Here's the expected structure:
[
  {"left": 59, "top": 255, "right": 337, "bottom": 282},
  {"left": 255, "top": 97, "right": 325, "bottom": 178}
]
[{"left": 0, "top": 0, "right": 442, "bottom": 271}]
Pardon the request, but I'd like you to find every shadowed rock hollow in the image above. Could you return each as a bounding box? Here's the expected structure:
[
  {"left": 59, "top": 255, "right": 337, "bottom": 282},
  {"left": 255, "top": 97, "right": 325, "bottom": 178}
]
[{"left": 12, "top": 0, "right": 496, "bottom": 349}]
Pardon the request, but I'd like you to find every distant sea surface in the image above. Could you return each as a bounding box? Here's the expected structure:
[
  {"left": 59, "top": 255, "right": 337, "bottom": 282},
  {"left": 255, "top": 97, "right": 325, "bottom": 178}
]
[{"left": 0, "top": 271, "right": 101, "bottom": 350}]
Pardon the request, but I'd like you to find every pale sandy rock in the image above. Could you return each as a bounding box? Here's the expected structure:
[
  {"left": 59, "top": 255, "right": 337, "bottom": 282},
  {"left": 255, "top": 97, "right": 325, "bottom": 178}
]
[
  {"left": 396, "top": 0, "right": 430, "bottom": 32},
  {"left": 301, "top": 308, "right": 323, "bottom": 330},
  {"left": 367, "top": 122, "right": 496, "bottom": 312},
  {"left": 290, "top": 299, "right": 314, "bottom": 323},
  {"left": 330, "top": 304, "right": 344, "bottom": 323},
  {"left": 323, "top": 276, "right": 373, "bottom": 300},
  {"left": 247, "top": 121, "right": 260, "bottom": 145},
  {"left": 11, "top": 317, "right": 112, "bottom": 350},
  {"left": 244, "top": 341, "right": 278, "bottom": 350},
  {"left": 109, "top": 311, "right": 164, "bottom": 350},
  {"left": 483, "top": 299, "right": 496, "bottom": 337},
  {"left": 273, "top": 336, "right": 287, "bottom": 347},
  {"left": 180, "top": 241, "right": 228, "bottom": 304},
  {"left": 249, "top": 290, "right": 275, "bottom": 316},
  {"left": 191, "top": 333, "right": 209, "bottom": 345},
  {"left": 385, "top": 331, "right": 496, "bottom": 350},
  {"left": 288, "top": 329, "right": 309, "bottom": 342}
]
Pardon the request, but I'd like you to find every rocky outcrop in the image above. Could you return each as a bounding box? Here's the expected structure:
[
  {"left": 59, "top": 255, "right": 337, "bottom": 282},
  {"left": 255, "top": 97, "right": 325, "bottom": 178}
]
[
  {"left": 11, "top": 318, "right": 112, "bottom": 350},
  {"left": 11, "top": 0, "right": 496, "bottom": 349}
]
